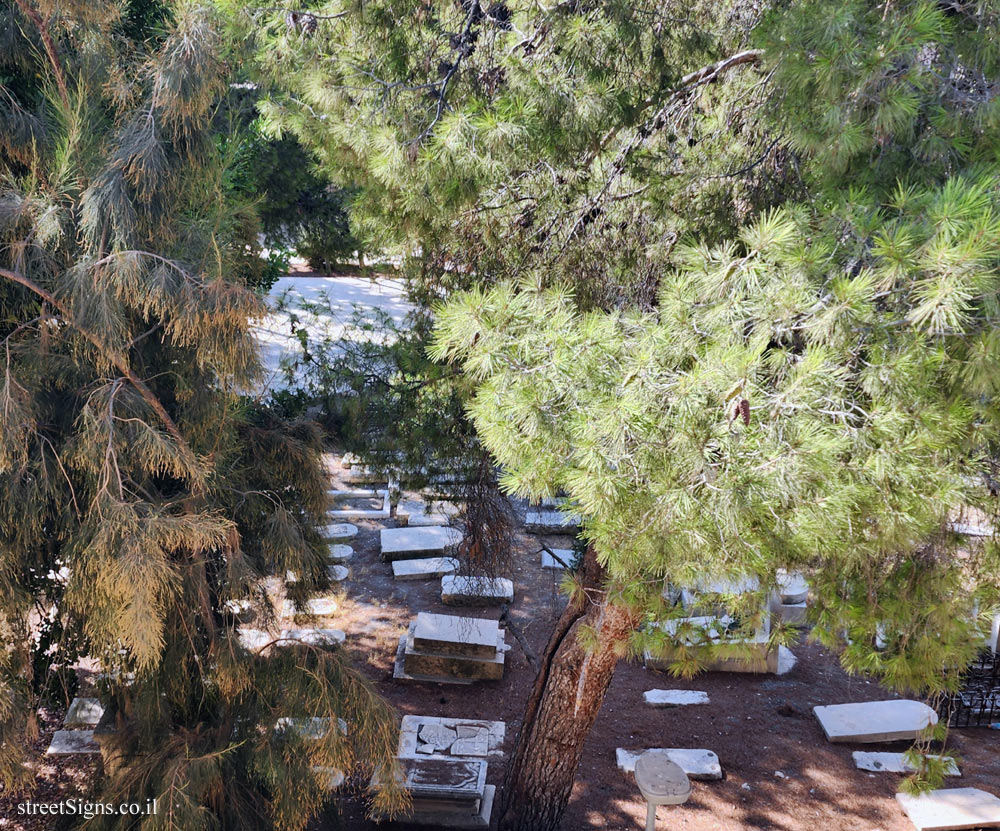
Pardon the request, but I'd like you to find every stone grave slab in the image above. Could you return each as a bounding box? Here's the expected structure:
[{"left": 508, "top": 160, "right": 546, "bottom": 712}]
[
  {"left": 64, "top": 697, "right": 104, "bottom": 728},
  {"left": 393, "top": 557, "right": 460, "bottom": 581},
  {"left": 396, "top": 757, "right": 492, "bottom": 828},
  {"left": 381, "top": 526, "right": 462, "bottom": 561},
  {"left": 642, "top": 690, "right": 710, "bottom": 708},
  {"left": 281, "top": 628, "right": 345, "bottom": 647},
  {"left": 395, "top": 630, "right": 506, "bottom": 684},
  {"left": 541, "top": 548, "right": 574, "bottom": 569},
  {"left": 524, "top": 511, "right": 581, "bottom": 534},
  {"left": 853, "top": 751, "right": 959, "bottom": 776},
  {"left": 320, "top": 523, "right": 357, "bottom": 542},
  {"left": 281, "top": 596, "right": 338, "bottom": 618},
  {"left": 327, "top": 564, "right": 349, "bottom": 582},
  {"left": 896, "top": 788, "right": 1000, "bottom": 830},
  {"left": 412, "top": 613, "right": 499, "bottom": 658},
  {"left": 327, "top": 488, "right": 392, "bottom": 520},
  {"left": 644, "top": 615, "right": 778, "bottom": 674},
  {"left": 398, "top": 715, "right": 505, "bottom": 760},
  {"left": 441, "top": 576, "right": 514, "bottom": 606},
  {"left": 776, "top": 602, "right": 808, "bottom": 626},
  {"left": 615, "top": 748, "right": 722, "bottom": 781},
  {"left": 813, "top": 699, "right": 938, "bottom": 743},
  {"left": 276, "top": 716, "right": 332, "bottom": 740},
  {"left": 327, "top": 544, "right": 353, "bottom": 563},
  {"left": 776, "top": 570, "right": 809, "bottom": 604},
  {"left": 47, "top": 730, "right": 99, "bottom": 754},
  {"left": 397, "top": 498, "right": 459, "bottom": 527},
  {"left": 238, "top": 628, "right": 272, "bottom": 651}
]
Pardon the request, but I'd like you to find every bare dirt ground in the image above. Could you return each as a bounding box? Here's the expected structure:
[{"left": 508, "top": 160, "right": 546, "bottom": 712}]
[{"left": 7, "top": 459, "right": 997, "bottom": 831}]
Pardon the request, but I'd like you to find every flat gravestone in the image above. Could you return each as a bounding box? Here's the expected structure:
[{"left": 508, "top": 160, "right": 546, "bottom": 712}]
[
  {"left": 853, "top": 751, "right": 959, "bottom": 776},
  {"left": 896, "top": 788, "right": 1000, "bottom": 831},
  {"left": 777, "top": 571, "right": 809, "bottom": 604},
  {"left": 541, "top": 549, "right": 574, "bottom": 569},
  {"left": 327, "top": 544, "right": 353, "bottom": 563},
  {"left": 524, "top": 511, "right": 581, "bottom": 534},
  {"left": 412, "top": 612, "right": 499, "bottom": 659},
  {"left": 320, "top": 523, "right": 357, "bottom": 542},
  {"left": 393, "top": 557, "right": 460, "bottom": 581},
  {"left": 47, "top": 730, "right": 99, "bottom": 754},
  {"left": 400, "top": 757, "right": 486, "bottom": 801},
  {"left": 616, "top": 748, "right": 722, "bottom": 781},
  {"left": 281, "top": 596, "right": 338, "bottom": 618},
  {"left": 813, "top": 699, "right": 937, "bottom": 743},
  {"left": 238, "top": 628, "right": 271, "bottom": 651},
  {"left": 64, "top": 697, "right": 104, "bottom": 728},
  {"left": 643, "top": 690, "right": 710, "bottom": 708},
  {"left": 281, "top": 628, "right": 345, "bottom": 647},
  {"left": 398, "top": 715, "right": 505, "bottom": 760},
  {"left": 441, "top": 575, "right": 514, "bottom": 606},
  {"left": 381, "top": 526, "right": 462, "bottom": 561}
]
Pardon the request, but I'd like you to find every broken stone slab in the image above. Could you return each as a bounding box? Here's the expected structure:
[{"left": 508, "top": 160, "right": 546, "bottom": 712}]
[
  {"left": 381, "top": 526, "right": 463, "bottom": 561},
  {"left": 896, "top": 787, "right": 1000, "bottom": 831},
  {"left": 418, "top": 723, "right": 458, "bottom": 752},
  {"left": 642, "top": 690, "right": 710, "bottom": 708},
  {"left": 64, "top": 697, "right": 104, "bottom": 728},
  {"left": 327, "top": 544, "right": 353, "bottom": 563},
  {"left": 441, "top": 575, "right": 514, "bottom": 606},
  {"left": 328, "top": 564, "right": 349, "bottom": 582},
  {"left": 393, "top": 557, "right": 460, "bottom": 581},
  {"left": 615, "top": 748, "right": 722, "bottom": 781},
  {"left": 524, "top": 511, "right": 582, "bottom": 534},
  {"left": 853, "top": 752, "right": 959, "bottom": 776},
  {"left": 327, "top": 488, "right": 392, "bottom": 519},
  {"left": 281, "top": 628, "right": 346, "bottom": 647},
  {"left": 813, "top": 699, "right": 938, "bottom": 743},
  {"left": 281, "top": 596, "right": 338, "bottom": 618},
  {"left": 398, "top": 715, "right": 505, "bottom": 760},
  {"left": 541, "top": 548, "right": 574, "bottom": 569},
  {"left": 776, "top": 570, "right": 809, "bottom": 604},
  {"left": 47, "top": 730, "right": 100, "bottom": 754},
  {"left": 319, "top": 523, "right": 357, "bottom": 542}
]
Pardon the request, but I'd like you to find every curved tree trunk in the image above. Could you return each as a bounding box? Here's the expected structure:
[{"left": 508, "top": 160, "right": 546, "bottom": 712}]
[{"left": 496, "top": 545, "right": 639, "bottom": 831}]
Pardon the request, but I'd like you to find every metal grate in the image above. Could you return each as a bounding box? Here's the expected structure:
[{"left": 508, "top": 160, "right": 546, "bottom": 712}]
[{"left": 937, "top": 649, "right": 1000, "bottom": 728}]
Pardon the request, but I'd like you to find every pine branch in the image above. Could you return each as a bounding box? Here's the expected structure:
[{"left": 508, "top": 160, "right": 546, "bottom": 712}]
[
  {"left": 13, "top": 0, "right": 70, "bottom": 107},
  {"left": 0, "top": 265, "right": 200, "bottom": 477}
]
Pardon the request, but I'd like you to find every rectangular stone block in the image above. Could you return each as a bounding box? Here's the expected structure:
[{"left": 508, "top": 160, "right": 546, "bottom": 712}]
[
  {"left": 381, "top": 526, "right": 463, "bottom": 561},
  {"left": 47, "top": 730, "right": 99, "bottom": 754},
  {"left": 327, "top": 488, "right": 391, "bottom": 519},
  {"left": 64, "top": 697, "right": 104, "bottom": 728},
  {"left": 412, "top": 613, "right": 500, "bottom": 659},
  {"left": 642, "top": 690, "right": 710, "bottom": 707},
  {"left": 541, "top": 549, "right": 574, "bottom": 569},
  {"left": 393, "top": 557, "right": 460, "bottom": 581},
  {"left": 853, "top": 751, "right": 959, "bottom": 776},
  {"left": 896, "top": 788, "right": 1000, "bottom": 830},
  {"left": 441, "top": 576, "right": 514, "bottom": 606},
  {"left": 813, "top": 699, "right": 938, "bottom": 743},
  {"left": 524, "top": 511, "right": 581, "bottom": 534}
]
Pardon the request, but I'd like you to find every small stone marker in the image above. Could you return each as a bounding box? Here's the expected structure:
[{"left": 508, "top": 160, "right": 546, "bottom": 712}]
[
  {"left": 381, "top": 526, "right": 463, "bottom": 561},
  {"left": 634, "top": 751, "right": 690, "bottom": 831},
  {"left": 327, "top": 488, "right": 392, "bottom": 519},
  {"left": 47, "top": 730, "right": 99, "bottom": 754},
  {"left": 327, "top": 564, "right": 349, "bottom": 582},
  {"left": 616, "top": 748, "right": 722, "bottom": 781},
  {"left": 393, "top": 557, "right": 460, "bottom": 581},
  {"left": 327, "top": 544, "right": 353, "bottom": 563},
  {"left": 896, "top": 787, "right": 1000, "bottom": 831},
  {"left": 642, "top": 690, "right": 710, "bottom": 708},
  {"left": 441, "top": 575, "right": 514, "bottom": 606},
  {"left": 776, "top": 571, "right": 809, "bottom": 604},
  {"left": 64, "top": 697, "right": 104, "bottom": 728},
  {"left": 541, "top": 548, "right": 574, "bottom": 569},
  {"left": 320, "top": 523, "right": 357, "bottom": 541},
  {"left": 813, "top": 699, "right": 938, "bottom": 743},
  {"left": 853, "top": 751, "right": 959, "bottom": 776}
]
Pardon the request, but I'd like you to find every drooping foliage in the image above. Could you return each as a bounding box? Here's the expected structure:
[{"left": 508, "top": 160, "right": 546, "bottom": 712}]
[{"left": 0, "top": 1, "right": 402, "bottom": 826}]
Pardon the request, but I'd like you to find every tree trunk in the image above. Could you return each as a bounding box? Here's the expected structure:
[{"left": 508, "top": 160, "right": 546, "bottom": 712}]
[{"left": 496, "top": 545, "right": 639, "bottom": 831}]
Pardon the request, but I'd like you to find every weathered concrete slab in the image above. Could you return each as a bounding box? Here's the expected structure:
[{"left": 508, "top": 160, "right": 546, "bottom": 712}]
[
  {"left": 896, "top": 788, "right": 1000, "bottom": 830},
  {"left": 393, "top": 557, "right": 460, "bottom": 581},
  {"left": 441, "top": 576, "right": 514, "bottom": 606},
  {"left": 397, "top": 498, "right": 459, "bottom": 527},
  {"left": 541, "top": 549, "right": 574, "bottom": 569},
  {"left": 327, "top": 544, "right": 353, "bottom": 563},
  {"left": 320, "top": 523, "right": 357, "bottom": 541},
  {"left": 642, "top": 690, "right": 710, "bottom": 708},
  {"left": 776, "top": 602, "right": 808, "bottom": 626},
  {"left": 853, "top": 752, "right": 959, "bottom": 776},
  {"left": 813, "top": 699, "right": 938, "bottom": 743},
  {"left": 381, "top": 526, "right": 462, "bottom": 561},
  {"left": 64, "top": 697, "right": 104, "bottom": 728},
  {"left": 412, "top": 613, "right": 500, "bottom": 658},
  {"left": 47, "top": 730, "right": 99, "bottom": 754},
  {"left": 524, "top": 511, "right": 581, "bottom": 534},
  {"left": 615, "top": 747, "right": 722, "bottom": 780}
]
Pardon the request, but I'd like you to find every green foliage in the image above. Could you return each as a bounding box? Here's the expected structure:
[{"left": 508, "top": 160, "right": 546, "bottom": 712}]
[{"left": 0, "top": 1, "right": 401, "bottom": 825}]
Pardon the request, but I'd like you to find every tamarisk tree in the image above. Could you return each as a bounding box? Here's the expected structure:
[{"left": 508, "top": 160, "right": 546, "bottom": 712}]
[{"left": 0, "top": 2, "right": 401, "bottom": 828}]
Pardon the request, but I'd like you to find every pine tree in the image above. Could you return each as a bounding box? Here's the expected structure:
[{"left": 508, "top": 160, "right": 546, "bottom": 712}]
[
  {"left": 0, "top": 2, "right": 402, "bottom": 827},
  {"left": 234, "top": 2, "right": 1000, "bottom": 829}
]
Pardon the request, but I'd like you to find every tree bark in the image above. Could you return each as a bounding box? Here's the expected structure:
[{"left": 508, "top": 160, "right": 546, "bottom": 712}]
[{"left": 496, "top": 545, "right": 639, "bottom": 831}]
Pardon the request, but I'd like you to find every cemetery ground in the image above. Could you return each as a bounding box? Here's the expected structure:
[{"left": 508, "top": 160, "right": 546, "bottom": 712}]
[{"left": 9, "top": 452, "right": 996, "bottom": 831}]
